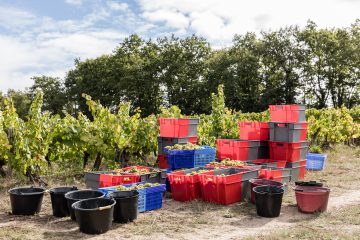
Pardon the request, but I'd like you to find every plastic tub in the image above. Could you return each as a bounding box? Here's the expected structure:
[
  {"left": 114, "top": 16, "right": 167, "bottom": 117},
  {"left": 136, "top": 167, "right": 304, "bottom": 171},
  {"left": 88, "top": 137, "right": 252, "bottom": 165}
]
[
  {"left": 110, "top": 190, "right": 139, "bottom": 223},
  {"left": 8, "top": 187, "right": 45, "bottom": 215},
  {"left": 295, "top": 186, "right": 330, "bottom": 213},
  {"left": 72, "top": 198, "right": 116, "bottom": 234},
  {"left": 65, "top": 190, "right": 105, "bottom": 221},
  {"left": 253, "top": 185, "right": 284, "bottom": 218},
  {"left": 49, "top": 186, "right": 78, "bottom": 217},
  {"left": 249, "top": 179, "right": 284, "bottom": 204}
]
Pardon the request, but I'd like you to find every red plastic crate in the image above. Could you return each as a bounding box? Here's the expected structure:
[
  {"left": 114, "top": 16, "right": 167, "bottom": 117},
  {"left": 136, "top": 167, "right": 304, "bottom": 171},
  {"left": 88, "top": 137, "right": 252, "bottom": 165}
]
[
  {"left": 159, "top": 118, "right": 199, "bottom": 137},
  {"left": 99, "top": 174, "right": 114, "bottom": 187},
  {"left": 216, "top": 140, "right": 250, "bottom": 160},
  {"left": 111, "top": 174, "right": 141, "bottom": 186},
  {"left": 199, "top": 170, "right": 243, "bottom": 205},
  {"left": 216, "top": 139, "right": 236, "bottom": 160},
  {"left": 269, "top": 105, "right": 306, "bottom": 123},
  {"left": 259, "top": 168, "right": 283, "bottom": 180},
  {"left": 238, "top": 122, "right": 269, "bottom": 140},
  {"left": 269, "top": 141, "right": 308, "bottom": 162},
  {"left": 158, "top": 155, "right": 170, "bottom": 169},
  {"left": 167, "top": 169, "right": 203, "bottom": 202}
]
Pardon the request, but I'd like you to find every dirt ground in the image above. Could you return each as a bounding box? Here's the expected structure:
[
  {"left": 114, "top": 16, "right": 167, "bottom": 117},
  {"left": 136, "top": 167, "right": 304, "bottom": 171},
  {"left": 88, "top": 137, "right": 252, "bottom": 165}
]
[{"left": 1, "top": 145, "right": 360, "bottom": 240}]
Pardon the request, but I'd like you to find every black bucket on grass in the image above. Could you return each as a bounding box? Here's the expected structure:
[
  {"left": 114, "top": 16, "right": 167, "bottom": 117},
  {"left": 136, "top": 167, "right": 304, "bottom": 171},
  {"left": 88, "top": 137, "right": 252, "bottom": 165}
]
[
  {"left": 72, "top": 198, "right": 116, "bottom": 234},
  {"left": 8, "top": 187, "right": 45, "bottom": 215},
  {"left": 65, "top": 190, "right": 105, "bottom": 221},
  {"left": 253, "top": 185, "right": 284, "bottom": 218},
  {"left": 49, "top": 186, "right": 78, "bottom": 217},
  {"left": 110, "top": 190, "right": 139, "bottom": 223}
]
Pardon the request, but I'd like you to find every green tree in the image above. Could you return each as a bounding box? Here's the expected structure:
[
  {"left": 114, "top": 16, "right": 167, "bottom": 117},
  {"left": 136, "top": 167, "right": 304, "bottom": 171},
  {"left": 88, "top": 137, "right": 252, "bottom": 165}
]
[{"left": 30, "top": 76, "right": 67, "bottom": 115}]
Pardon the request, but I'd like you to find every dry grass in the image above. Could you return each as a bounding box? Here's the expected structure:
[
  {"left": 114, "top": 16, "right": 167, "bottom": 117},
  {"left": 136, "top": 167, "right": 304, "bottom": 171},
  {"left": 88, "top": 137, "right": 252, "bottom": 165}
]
[{"left": 0, "top": 145, "right": 359, "bottom": 240}]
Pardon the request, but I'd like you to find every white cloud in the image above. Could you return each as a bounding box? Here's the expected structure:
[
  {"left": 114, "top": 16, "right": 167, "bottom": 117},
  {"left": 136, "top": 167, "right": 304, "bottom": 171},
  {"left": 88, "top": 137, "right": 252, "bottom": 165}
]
[
  {"left": 0, "top": 6, "right": 36, "bottom": 30},
  {"left": 142, "top": 9, "right": 189, "bottom": 29},
  {"left": 138, "top": 0, "right": 360, "bottom": 43},
  {"left": 107, "top": 1, "right": 128, "bottom": 11},
  {"left": 65, "top": 0, "right": 82, "bottom": 6},
  {"left": 2, "top": 0, "right": 360, "bottom": 92}
]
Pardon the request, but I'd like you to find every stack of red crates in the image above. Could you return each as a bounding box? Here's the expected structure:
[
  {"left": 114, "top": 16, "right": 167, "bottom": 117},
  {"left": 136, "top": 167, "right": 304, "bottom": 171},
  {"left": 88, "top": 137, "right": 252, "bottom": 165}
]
[
  {"left": 268, "top": 105, "right": 308, "bottom": 181},
  {"left": 157, "top": 118, "right": 199, "bottom": 169},
  {"left": 216, "top": 122, "right": 270, "bottom": 161}
]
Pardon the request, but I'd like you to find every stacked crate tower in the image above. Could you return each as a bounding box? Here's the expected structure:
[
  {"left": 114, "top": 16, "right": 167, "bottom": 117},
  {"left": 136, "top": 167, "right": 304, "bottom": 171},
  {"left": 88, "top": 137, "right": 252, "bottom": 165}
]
[
  {"left": 157, "top": 118, "right": 200, "bottom": 169},
  {"left": 216, "top": 123, "right": 269, "bottom": 165},
  {"left": 268, "top": 105, "right": 308, "bottom": 181}
]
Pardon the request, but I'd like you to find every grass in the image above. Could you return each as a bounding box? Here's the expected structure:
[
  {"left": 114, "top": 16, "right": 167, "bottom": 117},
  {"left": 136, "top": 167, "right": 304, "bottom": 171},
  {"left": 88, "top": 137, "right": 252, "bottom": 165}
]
[{"left": 0, "top": 144, "right": 359, "bottom": 240}]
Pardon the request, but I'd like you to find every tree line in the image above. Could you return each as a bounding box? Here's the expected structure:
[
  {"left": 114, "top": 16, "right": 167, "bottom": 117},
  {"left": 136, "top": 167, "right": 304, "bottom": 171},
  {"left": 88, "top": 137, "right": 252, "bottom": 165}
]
[{"left": 1, "top": 20, "right": 360, "bottom": 118}]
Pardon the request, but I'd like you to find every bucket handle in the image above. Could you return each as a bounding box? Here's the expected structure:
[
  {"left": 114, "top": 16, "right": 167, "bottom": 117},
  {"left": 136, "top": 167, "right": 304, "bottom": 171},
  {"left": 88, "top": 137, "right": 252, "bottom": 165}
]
[{"left": 98, "top": 205, "right": 112, "bottom": 211}]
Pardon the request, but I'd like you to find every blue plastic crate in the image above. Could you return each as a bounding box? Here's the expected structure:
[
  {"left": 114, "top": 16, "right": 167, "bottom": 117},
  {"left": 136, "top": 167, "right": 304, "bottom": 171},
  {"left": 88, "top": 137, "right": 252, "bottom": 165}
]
[
  {"left": 194, "top": 146, "right": 216, "bottom": 167},
  {"left": 99, "top": 182, "right": 146, "bottom": 213},
  {"left": 165, "top": 146, "right": 216, "bottom": 169},
  {"left": 306, "top": 153, "right": 327, "bottom": 171},
  {"left": 98, "top": 182, "right": 166, "bottom": 213}
]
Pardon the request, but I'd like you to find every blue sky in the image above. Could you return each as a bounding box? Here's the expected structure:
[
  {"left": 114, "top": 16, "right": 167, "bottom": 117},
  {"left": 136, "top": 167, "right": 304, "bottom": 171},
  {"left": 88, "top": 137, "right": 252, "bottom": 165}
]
[{"left": 1, "top": 0, "right": 360, "bottom": 92}]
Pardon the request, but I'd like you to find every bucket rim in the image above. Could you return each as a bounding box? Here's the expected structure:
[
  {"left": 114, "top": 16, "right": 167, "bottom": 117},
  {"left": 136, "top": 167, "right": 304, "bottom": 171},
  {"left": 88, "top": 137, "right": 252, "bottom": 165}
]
[
  {"left": 64, "top": 189, "right": 105, "bottom": 201},
  {"left": 8, "top": 186, "right": 46, "bottom": 195},
  {"left": 72, "top": 198, "right": 116, "bottom": 211},
  {"left": 49, "top": 186, "right": 78, "bottom": 194},
  {"left": 109, "top": 190, "right": 139, "bottom": 199},
  {"left": 253, "top": 185, "right": 284, "bottom": 195}
]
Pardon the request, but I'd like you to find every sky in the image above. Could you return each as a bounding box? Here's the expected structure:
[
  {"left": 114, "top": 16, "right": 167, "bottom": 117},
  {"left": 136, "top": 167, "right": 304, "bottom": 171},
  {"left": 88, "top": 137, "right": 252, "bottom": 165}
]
[{"left": 0, "top": 0, "right": 360, "bottom": 92}]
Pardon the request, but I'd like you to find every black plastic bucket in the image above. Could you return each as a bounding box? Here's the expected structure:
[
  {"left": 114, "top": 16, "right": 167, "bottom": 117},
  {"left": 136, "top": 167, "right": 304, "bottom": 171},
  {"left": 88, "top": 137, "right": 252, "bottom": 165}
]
[
  {"left": 249, "top": 178, "right": 284, "bottom": 204},
  {"left": 110, "top": 190, "right": 139, "bottom": 223},
  {"left": 8, "top": 187, "right": 45, "bottom": 215},
  {"left": 49, "top": 187, "right": 78, "bottom": 217},
  {"left": 65, "top": 190, "right": 105, "bottom": 221},
  {"left": 253, "top": 185, "right": 284, "bottom": 218},
  {"left": 72, "top": 198, "right": 116, "bottom": 234}
]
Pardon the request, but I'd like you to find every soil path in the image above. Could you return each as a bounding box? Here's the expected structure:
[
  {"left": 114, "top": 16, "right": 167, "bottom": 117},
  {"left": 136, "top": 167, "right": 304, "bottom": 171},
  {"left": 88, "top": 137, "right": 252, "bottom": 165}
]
[
  {"left": 177, "top": 189, "right": 360, "bottom": 240},
  {"left": 1, "top": 190, "right": 360, "bottom": 240}
]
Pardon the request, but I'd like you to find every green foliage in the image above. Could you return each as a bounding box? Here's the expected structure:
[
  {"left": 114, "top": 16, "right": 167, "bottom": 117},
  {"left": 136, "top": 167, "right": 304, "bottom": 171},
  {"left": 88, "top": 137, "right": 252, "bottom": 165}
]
[{"left": 1, "top": 85, "right": 360, "bottom": 180}]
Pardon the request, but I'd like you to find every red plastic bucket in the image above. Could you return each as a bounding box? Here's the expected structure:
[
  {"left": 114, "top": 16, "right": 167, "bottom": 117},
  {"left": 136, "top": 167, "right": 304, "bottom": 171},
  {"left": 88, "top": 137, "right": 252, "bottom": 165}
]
[
  {"left": 294, "top": 186, "right": 330, "bottom": 213},
  {"left": 249, "top": 179, "right": 284, "bottom": 204}
]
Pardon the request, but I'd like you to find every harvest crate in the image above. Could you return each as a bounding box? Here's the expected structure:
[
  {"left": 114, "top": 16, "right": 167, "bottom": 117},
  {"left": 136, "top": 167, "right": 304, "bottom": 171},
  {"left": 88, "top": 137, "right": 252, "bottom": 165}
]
[
  {"left": 84, "top": 171, "right": 139, "bottom": 189},
  {"left": 247, "top": 159, "right": 287, "bottom": 168},
  {"left": 306, "top": 153, "right": 327, "bottom": 171},
  {"left": 269, "top": 141, "right": 308, "bottom": 162},
  {"left": 238, "top": 122, "right": 269, "bottom": 141},
  {"left": 115, "top": 166, "right": 167, "bottom": 184},
  {"left": 98, "top": 182, "right": 166, "bottom": 213},
  {"left": 159, "top": 118, "right": 199, "bottom": 138},
  {"left": 269, "top": 105, "right": 306, "bottom": 123},
  {"left": 286, "top": 160, "right": 307, "bottom": 181},
  {"left": 258, "top": 167, "right": 291, "bottom": 182},
  {"left": 198, "top": 168, "right": 258, "bottom": 205},
  {"left": 216, "top": 140, "right": 269, "bottom": 160},
  {"left": 158, "top": 154, "right": 170, "bottom": 169},
  {"left": 157, "top": 136, "right": 197, "bottom": 155},
  {"left": 164, "top": 146, "right": 216, "bottom": 169},
  {"left": 167, "top": 167, "right": 208, "bottom": 202},
  {"left": 269, "top": 122, "right": 308, "bottom": 142}
]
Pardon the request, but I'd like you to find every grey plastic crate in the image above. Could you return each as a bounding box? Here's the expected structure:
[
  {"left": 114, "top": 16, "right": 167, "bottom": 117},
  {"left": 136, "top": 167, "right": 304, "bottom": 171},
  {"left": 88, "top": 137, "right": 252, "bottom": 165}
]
[
  {"left": 187, "top": 118, "right": 200, "bottom": 136},
  {"left": 248, "top": 141, "right": 269, "bottom": 160},
  {"left": 289, "top": 167, "right": 304, "bottom": 181},
  {"left": 269, "top": 122, "right": 308, "bottom": 142},
  {"left": 157, "top": 136, "right": 197, "bottom": 155},
  {"left": 285, "top": 160, "right": 307, "bottom": 168}
]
